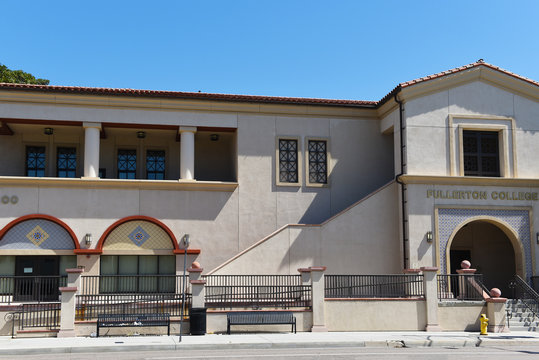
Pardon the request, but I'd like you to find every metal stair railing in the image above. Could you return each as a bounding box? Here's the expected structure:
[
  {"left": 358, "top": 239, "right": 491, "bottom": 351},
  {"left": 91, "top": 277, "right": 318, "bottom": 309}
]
[{"left": 509, "top": 275, "right": 539, "bottom": 321}]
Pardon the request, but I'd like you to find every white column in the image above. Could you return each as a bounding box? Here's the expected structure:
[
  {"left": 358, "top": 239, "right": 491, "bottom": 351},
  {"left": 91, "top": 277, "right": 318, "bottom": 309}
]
[
  {"left": 83, "top": 122, "right": 101, "bottom": 178},
  {"left": 179, "top": 126, "right": 197, "bottom": 180}
]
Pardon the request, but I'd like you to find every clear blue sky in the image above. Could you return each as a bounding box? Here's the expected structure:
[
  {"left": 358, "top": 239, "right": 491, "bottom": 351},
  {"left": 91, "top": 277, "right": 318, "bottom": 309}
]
[{"left": 2, "top": 0, "right": 538, "bottom": 101}]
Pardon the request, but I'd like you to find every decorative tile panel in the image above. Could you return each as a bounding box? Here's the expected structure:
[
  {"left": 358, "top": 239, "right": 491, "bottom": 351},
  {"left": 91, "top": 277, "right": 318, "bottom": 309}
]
[
  {"left": 103, "top": 220, "right": 173, "bottom": 250},
  {"left": 438, "top": 208, "right": 531, "bottom": 277},
  {"left": 0, "top": 219, "right": 75, "bottom": 249}
]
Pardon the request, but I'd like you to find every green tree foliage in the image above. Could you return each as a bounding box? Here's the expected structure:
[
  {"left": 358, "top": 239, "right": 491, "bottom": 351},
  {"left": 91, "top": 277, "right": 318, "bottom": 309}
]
[{"left": 0, "top": 64, "right": 49, "bottom": 85}]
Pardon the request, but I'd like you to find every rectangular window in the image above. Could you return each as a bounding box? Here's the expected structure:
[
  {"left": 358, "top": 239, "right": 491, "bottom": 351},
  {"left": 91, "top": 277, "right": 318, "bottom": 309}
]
[
  {"left": 307, "top": 140, "right": 328, "bottom": 184},
  {"left": 99, "top": 255, "right": 175, "bottom": 293},
  {"left": 463, "top": 131, "right": 500, "bottom": 177},
  {"left": 57, "top": 147, "right": 77, "bottom": 178},
  {"left": 278, "top": 139, "right": 298, "bottom": 183},
  {"left": 117, "top": 149, "right": 137, "bottom": 179},
  {"left": 26, "top": 146, "right": 46, "bottom": 177},
  {"left": 146, "top": 150, "right": 165, "bottom": 180}
]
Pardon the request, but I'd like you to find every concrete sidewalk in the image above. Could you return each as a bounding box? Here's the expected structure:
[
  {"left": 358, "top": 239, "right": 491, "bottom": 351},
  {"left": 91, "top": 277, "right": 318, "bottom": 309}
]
[{"left": 2, "top": 331, "right": 539, "bottom": 355}]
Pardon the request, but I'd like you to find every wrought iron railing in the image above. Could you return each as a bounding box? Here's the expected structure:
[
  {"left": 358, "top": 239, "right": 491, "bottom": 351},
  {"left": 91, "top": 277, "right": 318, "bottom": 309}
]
[
  {"left": 75, "top": 292, "right": 192, "bottom": 321},
  {"left": 531, "top": 276, "right": 539, "bottom": 293},
  {"left": 204, "top": 275, "right": 311, "bottom": 309},
  {"left": 16, "top": 303, "right": 61, "bottom": 330},
  {"left": 79, "top": 274, "right": 185, "bottom": 295},
  {"left": 324, "top": 274, "right": 424, "bottom": 298},
  {"left": 0, "top": 276, "right": 67, "bottom": 304},
  {"left": 509, "top": 275, "right": 539, "bottom": 320},
  {"left": 437, "top": 274, "right": 487, "bottom": 300}
]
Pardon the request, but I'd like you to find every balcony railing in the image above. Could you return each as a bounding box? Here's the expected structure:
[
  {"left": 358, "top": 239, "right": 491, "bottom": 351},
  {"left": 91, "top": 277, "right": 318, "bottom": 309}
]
[{"left": 324, "top": 274, "right": 424, "bottom": 298}]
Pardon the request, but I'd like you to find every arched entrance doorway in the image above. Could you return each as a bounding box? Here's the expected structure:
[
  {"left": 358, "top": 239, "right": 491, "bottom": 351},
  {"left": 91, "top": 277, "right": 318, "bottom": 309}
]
[{"left": 449, "top": 220, "right": 521, "bottom": 297}]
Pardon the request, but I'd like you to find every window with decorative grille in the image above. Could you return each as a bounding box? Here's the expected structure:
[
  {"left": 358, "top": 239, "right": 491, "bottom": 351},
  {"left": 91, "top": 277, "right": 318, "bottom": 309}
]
[
  {"left": 26, "top": 146, "right": 46, "bottom": 177},
  {"left": 118, "top": 149, "right": 137, "bottom": 179},
  {"left": 463, "top": 131, "right": 500, "bottom": 177},
  {"left": 308, "top": 140, "right": 327, "bottom": 184},
  {"left": 278, "top": 139, "right": 298, "bottom": 183},
  {"left": 146, "top": 150, "right": 165, "bottom": 180},
  {"left": 57, "top": 147, "right": 77, "bottom": 178}
]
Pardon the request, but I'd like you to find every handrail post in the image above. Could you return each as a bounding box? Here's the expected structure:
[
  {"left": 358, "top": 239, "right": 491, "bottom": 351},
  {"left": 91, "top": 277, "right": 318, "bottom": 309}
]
[
  {"left": 310, "top": 266, "right": 328, "bottom": 332},
  {"left": 188, "top": 264, "right": 205, "bottom": 308},
  {"left": 420, "top": 267, "right": 442, "bottom": 331},
  {"left": 456, "top": 260, "right": 477, "bottom": 299},
  {"left": 298, "top": 268, "right": 311, "bottom": 305},
  {"left": 58, "top": 268, "right": 83, "bottom": 338}
]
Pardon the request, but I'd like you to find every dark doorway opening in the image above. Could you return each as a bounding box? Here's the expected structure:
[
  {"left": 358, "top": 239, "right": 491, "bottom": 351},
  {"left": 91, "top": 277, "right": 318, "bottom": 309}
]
[{"left": 14, "top": 256, "right": 60, "bottom": 302}]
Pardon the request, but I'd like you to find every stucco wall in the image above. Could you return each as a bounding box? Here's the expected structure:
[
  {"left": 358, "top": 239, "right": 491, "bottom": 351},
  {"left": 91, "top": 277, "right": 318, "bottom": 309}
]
[
  {"left": 211, "top": 182, "right": 400, "bottom": 274},
  {"left": 325, "top": 299, "right": 426, "bottom": 331},
  {"left": 438, "top": 302, "right": 485, "bottom": 331}
]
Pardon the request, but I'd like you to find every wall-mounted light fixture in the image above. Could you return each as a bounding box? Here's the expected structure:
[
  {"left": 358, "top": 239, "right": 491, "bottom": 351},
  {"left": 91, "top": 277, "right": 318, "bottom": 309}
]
[
  {"left": 426, "top": 231, "right": 433, "bottom": 243},
  {"left": 136, "top": 131, "right": 146, "bottom": 139},
  {"left": 44, "top": 128, "right": 54, "bottom": 135},
  {"left": 210, "top": 134, "right": 219, "bottom": 141},
  {"left": 84, "top": 233, "right": 92, "bottom": 246},
  {"left": 536, "top": 232, "right": 539, "bottom": 244},
  {"left": 182, "top": 234, "right": 190, "bottom": 248}
]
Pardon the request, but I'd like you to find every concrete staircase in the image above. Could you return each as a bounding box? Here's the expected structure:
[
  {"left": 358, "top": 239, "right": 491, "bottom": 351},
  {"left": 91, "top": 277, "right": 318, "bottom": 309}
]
[{"left": 506, "top": 299, "right": 539, "bottom": 332}]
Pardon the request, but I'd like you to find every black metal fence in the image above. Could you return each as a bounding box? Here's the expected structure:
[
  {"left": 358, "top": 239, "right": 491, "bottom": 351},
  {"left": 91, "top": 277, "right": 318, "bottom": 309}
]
[
  {"left": 76, "top": 293, "right": 192, "bottom": 321},
  {"left": 79, "top": 275, "right": 184, "bottom": 294},
  {"left": 204, "top": 275, "right": 311, "bottom": 309},
  {"left": 16, "top": 303, "right": 61, "bottom": 330},
  {"left": 0, "top": 276, "right": 67, "bottom": 304},
  {"left": 324, "top": 274, "right": 424, "bottom": 298},
  {"left": 437, "top": 274, "right": 487, "bottom": 300},
  {"left": 76, "top": 275, "right": 191, "bottom": 321}
]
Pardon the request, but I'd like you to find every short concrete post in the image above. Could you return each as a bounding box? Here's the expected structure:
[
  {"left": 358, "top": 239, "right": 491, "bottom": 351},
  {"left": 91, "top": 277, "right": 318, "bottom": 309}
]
[
  {"left": 456, "top": 260, "right": 477, "bottom": 299},
  {"left": 188, "top": 264, "right": 205, "bottom": 308},
  {"left": 486, "top": 288, "right": 508, "bottom": 333},
  {"left": 58, "top": 268, "right": 83, "bottom": 338},
  {"left": 420, "top": 266, "right": 442, "bottom": 331},
  {"left": 310, "top": 266, "right": 328, "bottom": 332}
]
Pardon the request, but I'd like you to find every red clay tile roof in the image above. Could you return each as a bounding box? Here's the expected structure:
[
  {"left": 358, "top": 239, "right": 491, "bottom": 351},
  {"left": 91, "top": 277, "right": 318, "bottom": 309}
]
[
  {"left": 0, "top": 61, "right": 536, "bottom": 108},
  {"left": 0, "top": 82, "right": 376, "bottom": 107}
]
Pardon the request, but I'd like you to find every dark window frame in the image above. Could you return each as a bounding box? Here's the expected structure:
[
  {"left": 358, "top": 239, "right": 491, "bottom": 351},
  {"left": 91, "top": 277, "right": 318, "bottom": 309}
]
[
  {"left": 56, "top": 147, "right": 77, "bottom": 178},
  {"left": 307, "top": 139, "right": 328, "bottom": 185},
  {"left": 26, "top": 146, "right": 46, "bottom": 177},
  {"left": 463, "top": 130, "right": 500, "bottom": 177},
  {"left": 146, "top": 149, "right": 166, "bottom": 180},
  {"left": 117, "top": 149, "right": 137, "bottom": 179},
  {"left": 278, "top": 138, "right": 299, "bottom": 184}
]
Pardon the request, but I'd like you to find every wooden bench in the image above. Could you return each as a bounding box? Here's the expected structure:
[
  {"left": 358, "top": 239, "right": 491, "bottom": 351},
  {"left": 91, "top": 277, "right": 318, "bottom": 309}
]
[
  {"left": 96, "top": 313, "right": 170, "bottom": 337},
  {"left": 226, "top": 311, "right": 296, "bottom": 334}
]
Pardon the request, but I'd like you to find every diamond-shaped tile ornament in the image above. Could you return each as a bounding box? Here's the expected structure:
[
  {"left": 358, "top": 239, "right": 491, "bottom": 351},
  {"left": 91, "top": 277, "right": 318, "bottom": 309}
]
[
  {"left": 26, "top": 225, "right": 49, "bottom": 247},
  {"left": 128, "top": 226, "right": 151, "bottom": 246}
]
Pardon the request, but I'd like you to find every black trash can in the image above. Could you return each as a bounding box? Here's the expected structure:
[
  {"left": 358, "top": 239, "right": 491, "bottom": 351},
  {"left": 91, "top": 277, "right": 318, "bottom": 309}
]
[{"left": 189, "top": 307, "right": 207, "bottom": 335}]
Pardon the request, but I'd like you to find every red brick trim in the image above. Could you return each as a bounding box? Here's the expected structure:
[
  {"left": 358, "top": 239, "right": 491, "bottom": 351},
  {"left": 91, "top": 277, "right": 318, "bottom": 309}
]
[
  {"left": 486, "top": 297, "right": 507, "bottom": 303},
  {"left": 297, "top": 268, "right": 311, "bottom": 273},
  {"left": 65, "top": 268, "right": 84, "bottom": 273},
  {"left": 59, "top": 286, "right": 77, "bottom": 292},
  {"left": 190, "top": 280, "right": 206, "bottom": 285},
  {"left": 74, "top": 249, "right": 102, "bottom": 255},
  {"left": 309, "top": 266, "right": 327, "bottom": 271},
  {"left": 420, "top": 266, "right": 439, "bottom": 272},
  {"left": 173, "top": 249, "right": 201, "bottom": 255},
  {"left": 187, "top": 267, "right": 203, "bottom": 272},
  {"left": 0, "top": 214, "right": 80, "bottom": 250}
]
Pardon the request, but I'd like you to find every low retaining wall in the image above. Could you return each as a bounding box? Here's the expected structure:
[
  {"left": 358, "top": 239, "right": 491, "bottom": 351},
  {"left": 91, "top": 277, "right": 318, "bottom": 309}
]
[
  {"left": 325, "top": 299, "right": 426, "bottom": 331},
  {"left": 207, "top": 310, "right": 312, "bottom": 334},
  {"left": 438, "top": 301, "right": 486, "bottom": 331}
]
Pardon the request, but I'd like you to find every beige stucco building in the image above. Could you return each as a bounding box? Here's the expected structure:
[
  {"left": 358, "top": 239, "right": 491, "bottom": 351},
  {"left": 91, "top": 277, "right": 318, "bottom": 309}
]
[{"left": 0, "top": 61, "right": 538, "bottom": 300}]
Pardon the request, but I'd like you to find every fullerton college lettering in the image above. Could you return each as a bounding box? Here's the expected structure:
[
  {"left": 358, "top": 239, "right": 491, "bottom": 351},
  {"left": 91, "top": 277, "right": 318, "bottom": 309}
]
[{"left": 426, "top": 189, "right": 539, "bottom": 201}]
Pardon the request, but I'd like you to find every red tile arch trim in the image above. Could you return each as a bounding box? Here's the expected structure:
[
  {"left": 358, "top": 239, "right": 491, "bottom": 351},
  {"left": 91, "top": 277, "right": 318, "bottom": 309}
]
[
  {"left": 94, "top": 215, "right": 200, "bottom": 254},
  {"left": 0, "top": 214, "right": 80, "bottom": 250}
]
